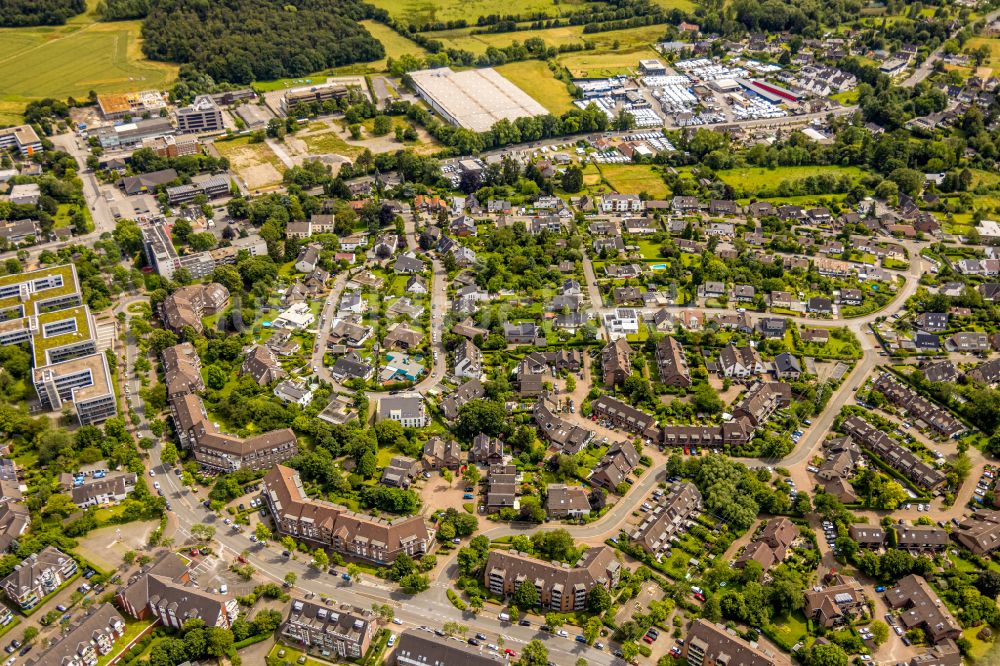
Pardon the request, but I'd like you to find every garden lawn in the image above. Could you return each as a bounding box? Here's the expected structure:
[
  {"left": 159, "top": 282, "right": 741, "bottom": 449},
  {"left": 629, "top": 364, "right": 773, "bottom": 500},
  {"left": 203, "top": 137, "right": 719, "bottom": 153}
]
[
  {"left": 716, "top": 165, "right": 865, "bottom": 191},
  {"left": 96, "top": 621, "right": 152, "bottom": 666},
  {"left": 599, "top": 163, "right": 670, "bottom": 198},
  {"left": 764, "top": 611, "right": 809, "bottom": 651}
]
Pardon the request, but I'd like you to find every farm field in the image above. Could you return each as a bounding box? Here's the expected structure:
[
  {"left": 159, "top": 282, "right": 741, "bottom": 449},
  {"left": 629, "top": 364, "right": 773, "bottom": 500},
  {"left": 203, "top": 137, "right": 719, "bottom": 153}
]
[
  {"left": 599, "top": 163, "right": 670, "bottom": 198},
  {"left": 359, "top": 20, "right": 430, "bottom": 67},
  {"left": 366, "top": 0, "right": 596, "bottom": 27},
  {"left": 495, "top": 61, "right": 576, "bottom": 114},
  {"left": 716, "top": 165, "right": 865, "bottom": 190},
  {"left": 214, "top": 136, "right": 286, "bottom": 191},
  {"left": 0, "top": 2, "right": 177, "bottom": 122}
]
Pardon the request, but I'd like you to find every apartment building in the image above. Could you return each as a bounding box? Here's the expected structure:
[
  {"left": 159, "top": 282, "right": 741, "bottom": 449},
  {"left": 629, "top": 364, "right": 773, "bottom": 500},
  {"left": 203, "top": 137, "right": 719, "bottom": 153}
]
[
  {"left": 484, "top": 546, "right": 620, "bottom": 612},
  {"left": 601, "top": 338, "right": 631, "bottom": 388},
  {"left": 377, "top": 394, "right": 428, "bottom": 428},
  {"left": 281, "top": 599, "right": 375, "bottom": 660},
  {"left": 733, "top": 381, "right": 791, "bottom": 427},
  {"left": 392, "top": 630, "right": 504, "bottom": 666},
  {"left": 589, "top": 440, "right": 640, "bottom": 491},
  {"left": 262, "top": 465, "right": 431, "bottom": 564},
  {"left": 953, "top": 510, "right": 1000, "bottom": 556},
  {"left": 884, "top": 575, "right": 961, "bottom": 645},
  {"left": 533, "top": 392, "right": 593, "bottom": 454},
  {"left": 175, "top": 95, "right": 224, "bottom": 133},
  {"left": 162, "top": 342, "right": 204, "bottom": 399},
  {"left": 140, "top": 218, "right": 268, "bottom": 280},
  {"left": 27, "top": 604, "right": 126, "bottom": 666},
  {"left": 718, "top": 343, "right": 764, "bottom": 378},
  {"left": 683, "top": 619, "right": 790, "bottom": 666},
  {"left": 168, "top": 389, "right": 298, "bottom": 472},
  {"left": 871, "top": 373, "right": 965, "bottom": 438},
  {"left": 590, "top": 396, "right": 656, "bottom": 435},
  {"left": 655, "top": 336, "right": 691, "bottom": 387},
  {"left": 630, "top": 482, "right": 702, "bottom": 559},
  {"left": 841, "top": 415, "right": 947, "bottom": 490},
  {"left": 1, "top": 547, "right": 77, "bottom": 610},
  {"left": 161, "top": 283, "right": 230, "bottom": 334}
]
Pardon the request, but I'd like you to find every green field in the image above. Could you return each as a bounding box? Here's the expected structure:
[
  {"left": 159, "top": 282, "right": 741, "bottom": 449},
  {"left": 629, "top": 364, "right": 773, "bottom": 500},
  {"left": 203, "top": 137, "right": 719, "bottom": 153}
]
[
  {"left": 717, "top": 165, "right": 865, "bottom": 191},
  {"left": 360, "top": 20, "right": 430, "bottom": 66},
  {"left": 599, "top": 163, "right": 671, "bottom": 198},
  {"left": 0, "top": 1, "right": 177, "bottom": 121},
  {"left": 302, "top": 130, "right": 366, "bottom": 159},
  {"left": 495, "top": 60, "right": 575, "bottom": 114},
  {"left": 367, "top": 0, "right": 596, "bottom": 27},
  {"left": 965, "top": 37, "right": 1000, "bottom": 75}
]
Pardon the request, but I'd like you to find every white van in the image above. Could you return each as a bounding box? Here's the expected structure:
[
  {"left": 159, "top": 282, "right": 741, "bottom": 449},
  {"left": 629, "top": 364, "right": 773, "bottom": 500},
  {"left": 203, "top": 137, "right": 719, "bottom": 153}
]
[{"left": 498, "top": 612, "right": 510, "bottom": 622}]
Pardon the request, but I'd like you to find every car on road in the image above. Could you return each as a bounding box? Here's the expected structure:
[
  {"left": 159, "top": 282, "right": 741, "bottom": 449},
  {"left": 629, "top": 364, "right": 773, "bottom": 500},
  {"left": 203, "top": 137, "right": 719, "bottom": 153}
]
[
  {"left": 468, "top": 639, "right": 479, "bottom": 646},
  {"left": 504, "top": 649, "right": 517, "bottom": 657},
  {"left": 875, "top": 586, "right": 885, "bottom": 593},
  {"left": 153, "top": 482, "right": 160, "bottom": 490},
  {"left": 149, "top": 470, "right": 155, "bottom": 477},
  {"left": 556, "top": 630, "right": 568, "bottom": 638},
  {"left": 519, "top": 620, "right": 530, "bottom": 626},
  {"left": 575, "top": 636, "right": 586, "bottom": 643},
  {"left": 387, "top": 634, "right": 396, "bottom": 648},
  {"left": 18, "top": 646, "right": 31, "bottom": 657},
  {"left": 462, "top": 494, "right": 474, "bottom": 500},
  {"left": 392, "top": 618, "right": 403, "bottom": 625},
  {"left": 475, "top": 634, "right": 487, "bottom": 641}
]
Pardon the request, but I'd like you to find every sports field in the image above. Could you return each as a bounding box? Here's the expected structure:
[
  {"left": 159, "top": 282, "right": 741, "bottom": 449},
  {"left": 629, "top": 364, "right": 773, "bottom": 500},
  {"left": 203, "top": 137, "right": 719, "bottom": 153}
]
[
  {"left": 0, "top": 1, "right": 176, "bottom": 122},
  {"left": 715, "top": 165, "right": 866, "bottom": 191},
  {"left": 495, "top": 61, "right": 576, "bottom": 115}
]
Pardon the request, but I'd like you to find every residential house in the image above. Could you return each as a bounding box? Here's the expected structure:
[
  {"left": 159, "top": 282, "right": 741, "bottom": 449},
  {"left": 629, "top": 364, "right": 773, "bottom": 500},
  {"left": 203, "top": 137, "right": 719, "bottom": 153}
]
[
  {"left": 421, "top": 437, "right": 462, "bottom": 471},
  {"left": 601, "top": 338, "right": 632, "bottom": 388},
  {"left": 381, "top": 456, "right": 421, "bottom": 488},
  {"left": 718, "top": 344, "right": 764, "bottom": 378},
  {"left": 589, "top": 440, "right": 640, "bottom": 491},
  {"left": 735, "top": 517, "right": 799, "bottom": 570},
  {"left": 545, "top": 485, "right": 591, "bottom": 519},
  {"left": 884, "top": 575, "right": 961, "bottom": 645},
  {"left": 655, "top": 337, "right": 691, "bottom": 387},
  {"left": 377, "top": 394, "right": 427, "bottom": 428},
  {"left": 804, "top": 575, "right": 867, "bottom": 628}
]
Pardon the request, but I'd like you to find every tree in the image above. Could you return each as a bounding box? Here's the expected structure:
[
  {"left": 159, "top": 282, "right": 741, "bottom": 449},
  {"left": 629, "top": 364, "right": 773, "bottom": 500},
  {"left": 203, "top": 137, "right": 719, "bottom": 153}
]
[
  {"left": 255, "top": 523, "right": 271, "bottom": 542},
  {"left": 806, "top": 643, "right": 848, "bottom": 666},
  {"left": 21, "top": 627, "right": 38, "bottom": 644},
  {"left": 976, "top": 570, "right": 1000, "bottom": 598},
  {"left": 588, "top": 584, "right": 613, "bottom": 614},
  {"left": 560, "top": 166, "right": 583, "bottom": 193},
  {"left": 513, "top": 580, "right": 539, "bottom": 608},
  {"left": 517, "top": 640, "right": 548, "bottom": 666},
  {"left": 311, "top": 548, "right": 329, "bottom": 569},
  {"left": 545, "top": 613, "right": 564, "bottom": 630},
  {"left": 620, "top": 641, "right": 639, "bottom": 662},
  {"left": 190, "top": 524, "right": 215, "bottom": 542},
  {"left": 869, "top": 620, "right": 889, "bottom": 647},
  {"left": 160, "top": 442, "right": 178, "bottom": 466},
  {"left": 284, "top": 571, "right": 297, "bottom": 586},
  {"left": 400, "top": 573, "right": 429, "bottom": 594},
  {"left": 372, "top": 115, "right": 393, "bottom": 136},
  {"left": 281, "top": 536, "right": 296, "bottom": 552},
  {"left": 583, "top": 616, "right": 602, "bottom": 644}
]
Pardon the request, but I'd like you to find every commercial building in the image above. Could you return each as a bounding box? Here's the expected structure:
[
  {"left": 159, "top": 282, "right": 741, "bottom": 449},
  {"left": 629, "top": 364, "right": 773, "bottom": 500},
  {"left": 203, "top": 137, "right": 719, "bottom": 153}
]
[
  {"left": 26, "top": 604, "right": 126, "bottom": 666},
  {"left": 1, "top": 546, "right": 77, "bottom": 610},
  {"left": 166, "top": 174, "right": 230, "bottom": 204},
  {"left": 141, "top": 218, "right": 267, "bottom": 280},
  {"left": 0, "top": 266, "right": 116, "bottom": 425},
  {"left": 142, "top": 134, "right": 199, "bottom": 158},
  {"left": 683, "top": 619, "right": 790, "bottom": 666},
  {"left": 92, "top": 117, "right": 175, "bottom": 150},
  {"left": 484, "top": 546, "right": 620, "bottom": 612},
  {"left": 409, "top": 67, "right": 547, "bottom": 133},
  {"left": 0, "top": 125, "right": 42, "bottom": 157},
  {"left": 281, "top": 83, "right": 354, "bottom": 115},
  {"left": 262, "top": 465, "right": 431, "bottom": 564},
  {"left": 175, "top": 95, "right": 225, "bottom": 134},
  {"left": 281, "top": 599, "right": 375, "bottom": 660},
  {"left": 97, "top": 90, "right": 166, "bottom": 120}
]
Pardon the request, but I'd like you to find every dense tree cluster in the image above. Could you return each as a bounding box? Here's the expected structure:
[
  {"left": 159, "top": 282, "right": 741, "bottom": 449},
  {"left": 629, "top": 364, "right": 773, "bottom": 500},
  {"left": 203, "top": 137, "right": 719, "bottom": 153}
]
[
  {"left": 95, "top": 0, "right": 153, "bottom": 20},
  {"left": 141, "top": 0, "right": 385, "bottom": 84},
  {"left": 0, "top": 0, "right": 85, "bottom": 26}
]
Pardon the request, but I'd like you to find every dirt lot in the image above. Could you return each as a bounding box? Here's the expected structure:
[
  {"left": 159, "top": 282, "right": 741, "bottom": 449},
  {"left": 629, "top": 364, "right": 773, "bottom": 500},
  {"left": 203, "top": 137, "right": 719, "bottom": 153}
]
[
  {"left": 75, "top": 520, "right": 160, "bottom": 571},
  {"left": 418, "top": 470, "right": 472, "bottom": 516},
  {"left": 215, "top": 138, "right": 284, "bottom": 189}
]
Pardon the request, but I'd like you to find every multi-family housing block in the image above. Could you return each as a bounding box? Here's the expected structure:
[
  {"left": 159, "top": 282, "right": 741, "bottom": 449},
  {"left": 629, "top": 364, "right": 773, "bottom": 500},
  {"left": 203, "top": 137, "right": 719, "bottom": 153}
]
[
  {"left": 280, "top": 599, "right": 375, "bottom": 660},
  {"left": 1, "top": 547, "right": 77, "bottom": 610},
  {"left": 841, "top": 415, "right": 947, "bottom": 490},
  {"left": 262, "top": 465, "right": 431, "bottom": 564},
  {"left": 484, "top": 546, "right": 620, "bottom": 612}
]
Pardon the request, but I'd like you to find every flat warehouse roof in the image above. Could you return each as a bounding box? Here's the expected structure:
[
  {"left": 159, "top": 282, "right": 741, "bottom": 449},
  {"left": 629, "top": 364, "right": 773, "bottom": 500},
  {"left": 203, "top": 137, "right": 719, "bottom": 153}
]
[{"left": 410, "top": 67, "right": 547, "bottom": 133}]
